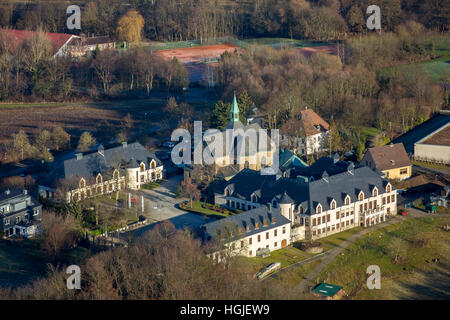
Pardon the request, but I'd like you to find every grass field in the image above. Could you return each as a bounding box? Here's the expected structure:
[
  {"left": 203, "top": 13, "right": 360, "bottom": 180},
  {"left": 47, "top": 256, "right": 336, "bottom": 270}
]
[
  {"left": 0, "top": 239, "right": 90, "bottom": 288},
  {"left": 179, "top": 201, "right": 232, "bottom": 218},
  {"left": 242, "top": 38, "right": 336, "bottom": 48},
  {"left": 314, "top": 215, "right": 450, "bottom": 299}
]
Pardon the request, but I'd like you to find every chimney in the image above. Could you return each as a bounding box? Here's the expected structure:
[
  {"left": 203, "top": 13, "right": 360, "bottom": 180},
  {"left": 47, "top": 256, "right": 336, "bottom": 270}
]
[
  {"left": 122, "top": 141, "right": 128, "bottom": 148},
  {"left": 76, "top": 153, "right": 83, "bottom": 160}
]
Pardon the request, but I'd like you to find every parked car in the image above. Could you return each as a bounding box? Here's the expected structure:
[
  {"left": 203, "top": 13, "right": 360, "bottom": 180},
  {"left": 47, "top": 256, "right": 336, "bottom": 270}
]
[
  {"left": 256, "top": 262, "right": 281, "bottom": 280},
  {"left": 162, "top": 141, "right": 175, "bottom": 148},
  {"left": 398, "top": 208, "right": 408, "bottom": 216}
]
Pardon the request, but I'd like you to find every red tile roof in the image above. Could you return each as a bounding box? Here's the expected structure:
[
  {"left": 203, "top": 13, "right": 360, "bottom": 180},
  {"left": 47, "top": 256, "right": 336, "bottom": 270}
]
[{"left": 1, "top": 29, "right": 78, "bottom": 56}]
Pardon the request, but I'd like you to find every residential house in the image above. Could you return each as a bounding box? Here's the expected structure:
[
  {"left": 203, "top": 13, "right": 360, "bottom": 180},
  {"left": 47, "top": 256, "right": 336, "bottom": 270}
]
[
  {"left": 67, "top": 35, "right": 116, "bottom": 57},
  {"left": 280, "top": 108, "right": 329, "bottom": 156},
  {"left": 361, "top": 143, "right": 412, "bottom": 180},
  {"left": 0, "top": 189, "right": 42, "bottom": 238},
  {"left": 38, "top": 141, "right": 163, "bottom": 203}
]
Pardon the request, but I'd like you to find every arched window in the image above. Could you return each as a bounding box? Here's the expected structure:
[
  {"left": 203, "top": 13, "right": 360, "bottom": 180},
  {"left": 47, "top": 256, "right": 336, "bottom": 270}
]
[
  {"left": 96, "top": 174, "right": 102, "bottom": 184},
  {"left": 316, "top": 204, "right": 322, "bottom": 214},
  {"left": 140, "top": 163, "right": 145, "bottom": 172},
  {"left": 373, "top": 187, "right": 378, "bottom": 197},
  {"left": 330, "top": 200, "right": 336, "bottom": 210},
  {"left": 386, "top": 184, "right": 391, "bottom": 192},
  {"left": 151, "top": 160, "right": 156, "bottom": 169},
  {"left": 359, "top": 192, "right": 364, "bottom": 201},
  {"left": 113, "top": 170, "right": 119, "bottom": 180},
  {"left": 79, "top": 178, "right": 85, "bottom": 188},
  {"left": 345, "top": 195, "right": 350, "bottom": 205}
]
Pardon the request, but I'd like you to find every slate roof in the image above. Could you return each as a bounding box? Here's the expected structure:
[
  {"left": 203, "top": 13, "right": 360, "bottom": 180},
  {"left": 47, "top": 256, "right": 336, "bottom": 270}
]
[
  {"left": 39, "top": 142, "right": 162, "bottom": 188},
  {"left": 365, "top": 143, "right": 411, "bottom": 171},
  {"left": 200, "top": 206, "right": 291, "bottom": 242},
  {"left": 0, "top": 188, "right": 26, "bottom": 203},
  {"left": 287, "top": 155, "right": 349, "bottom": 180},
  {"left": 215, "top": 165, "right": 391, "bottom": 215}
]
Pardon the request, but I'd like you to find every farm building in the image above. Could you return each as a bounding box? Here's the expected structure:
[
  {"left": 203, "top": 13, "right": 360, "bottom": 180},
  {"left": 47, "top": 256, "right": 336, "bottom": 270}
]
[{"left": 414, "top": 122, "right": 450, "bottom": 164}]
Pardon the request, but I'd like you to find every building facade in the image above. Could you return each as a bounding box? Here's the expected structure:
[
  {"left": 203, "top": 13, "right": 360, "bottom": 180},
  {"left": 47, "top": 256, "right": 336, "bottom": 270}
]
[
  {"left": 38, "top": 142, "right": 163, "bottom": 203},
  {"left": 361, "top": 143, "right": 412, "bottom": 180},
  {"left": 0, "top": 189, "right": 42, "bottom": 238},
  {"left": 213, "top": 163, "right": 397, "bottom": 244},
  {"left": 414, "top": 122, "right": 450, "bottom": 164},
  {"left": 280, "top": 108, "right": 329, "bottom": 156}
]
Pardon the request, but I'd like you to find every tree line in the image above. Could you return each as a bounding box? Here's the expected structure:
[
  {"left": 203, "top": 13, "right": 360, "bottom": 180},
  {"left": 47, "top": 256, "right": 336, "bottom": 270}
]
[
  {"left": 212, "top": 24, "right": 446, "bottom": 158},
  {"left": 0, "top": 30, "right": 188, "bottom": 102},
  {"left": 0, "top": 0, "right": 447, "bottom": 42}
]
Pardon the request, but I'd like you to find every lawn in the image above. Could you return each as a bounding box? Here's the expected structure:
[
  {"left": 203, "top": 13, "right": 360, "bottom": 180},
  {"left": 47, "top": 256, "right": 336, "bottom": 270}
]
[
  {"left": 242, "top": 38, "right": 335, "bottom": 48},
  {"left": 235, "top": 246, "right": 308, "bottom": 274},
  {"left": 141, "top": 181, "right": 162, "bottom": 190},
  {"left": 314, "top": 216, "right": 450, "bottom": 299},
  {"left": 179, "top": 201, "right": 232, "bottom": 218},
  {"left": 0, "top": 239, "right": 90, "bottom": 288},
  {"left": 318, "top": 226, "right": 363, "bottom": 251}
]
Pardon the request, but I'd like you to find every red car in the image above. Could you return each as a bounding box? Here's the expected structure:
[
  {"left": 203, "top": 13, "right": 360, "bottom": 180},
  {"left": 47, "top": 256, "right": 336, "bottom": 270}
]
[{"left": 398, "top": 209, "right": 408, "bottom": 216}]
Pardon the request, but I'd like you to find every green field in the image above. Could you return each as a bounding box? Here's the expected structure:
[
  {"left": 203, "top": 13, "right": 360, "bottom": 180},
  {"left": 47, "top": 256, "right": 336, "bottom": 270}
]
[
  {"left": 242, "top": 37, "right": 336, "bottom": 49},
  {"left": 0, "top": 239, "right": 90, "bottom": 288},
  {"left": 314, "top": 215, "right": 450, "bottom": 299}
]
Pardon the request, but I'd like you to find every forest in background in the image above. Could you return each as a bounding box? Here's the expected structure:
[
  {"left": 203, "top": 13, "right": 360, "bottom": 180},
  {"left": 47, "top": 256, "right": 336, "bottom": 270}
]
[{"left": 0, "top": 0, "right": 448, "bottom": 41}]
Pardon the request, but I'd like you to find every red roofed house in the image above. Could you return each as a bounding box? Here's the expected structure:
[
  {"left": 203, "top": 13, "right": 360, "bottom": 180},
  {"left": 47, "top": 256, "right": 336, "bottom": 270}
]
[
  {"left": 280, "top": 107, "right": 330, "bottom": 156},
  {"left": 1, "top": 29, "right": 80, "bottom": 58}
]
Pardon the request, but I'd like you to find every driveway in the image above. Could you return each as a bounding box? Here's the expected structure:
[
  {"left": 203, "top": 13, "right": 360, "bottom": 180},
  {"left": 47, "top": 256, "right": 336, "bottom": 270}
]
[{"left": 122, "top": 175, "right": 216, "bottom": 239}]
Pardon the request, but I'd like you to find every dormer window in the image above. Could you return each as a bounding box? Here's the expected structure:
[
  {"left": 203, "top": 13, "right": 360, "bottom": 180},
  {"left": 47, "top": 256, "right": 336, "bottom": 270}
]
[
  {"left": 272, "top": 199, "right": 277, "bottom": 208},
  {"left": 140, "top": 163, "right": 145, "bottom": 172},
  {"left": 386, "top": 184, "right": 391, "bottom": 193},
  {"left": 113, "top": 170, "right": 119, "bottom": 180},
  {"left": 150, "top": 160, "right": 156, "bottom": 169},
  {"left": 373, "top": 187, "right": 378, "bottom": 197},
  {"left": 345, "top": 195, "right": 351, "bottom": 205},
  {"left": 96, "top": 174, "right": 102, "bottom": 184},
  {"left": 359, "top": 191, "right": 364, "bottom": 201},
  {"left": 79, "top": 178, "right": 85, "bottom": 188},
  {"left": 251, "top": 194, "right": 258, "bottom": 203},
  {"left": 316, "top": 204, "right": 322, "bottom": 214},
  {"left": 330, "top": 200, "right": 336, "bottom": 210}
]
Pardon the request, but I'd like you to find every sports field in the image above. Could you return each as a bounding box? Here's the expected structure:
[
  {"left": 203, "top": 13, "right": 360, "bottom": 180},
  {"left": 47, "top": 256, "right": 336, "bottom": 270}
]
[{"left": 156, "top": 43, "right": 240, "bottom": 64}]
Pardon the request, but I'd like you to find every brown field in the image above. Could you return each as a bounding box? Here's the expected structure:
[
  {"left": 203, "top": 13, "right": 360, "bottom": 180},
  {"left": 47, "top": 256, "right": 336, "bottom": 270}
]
[
  {"left": 156, "top": 43, "right": 240, "bottom": 63},
  {"left": 0, "top": 99, "right": 167, "bottom": 146},
  {"left": 297, "top": 45, "right": 338, "bottom": 58}
]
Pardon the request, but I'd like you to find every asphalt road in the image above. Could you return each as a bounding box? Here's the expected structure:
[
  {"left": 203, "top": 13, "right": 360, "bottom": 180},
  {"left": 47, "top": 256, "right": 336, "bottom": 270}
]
[{"left": 121, "top": 175, "right": 216, "bottom": 239}]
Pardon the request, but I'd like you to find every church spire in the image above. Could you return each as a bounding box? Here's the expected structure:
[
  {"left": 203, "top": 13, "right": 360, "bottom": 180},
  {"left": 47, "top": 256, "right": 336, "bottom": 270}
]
[{"left": 231, "top": 91, "right": 240, "bottom": 122}]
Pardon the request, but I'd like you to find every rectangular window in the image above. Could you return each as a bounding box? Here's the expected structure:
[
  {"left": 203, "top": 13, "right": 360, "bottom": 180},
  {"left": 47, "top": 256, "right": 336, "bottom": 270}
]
[
  {"left": 346, "top": 221, "right": 349, "bottom": 226},
  {"left": 341, "top": 212, "right": 345, "bottom": 218},
  {"left": 274, "top": 242, "right": 277, "bottom": 247},
  {"left": 249, "top": 237, "right": 252, "bottom": 245},
  {"left": 318, "top": 229, "right": 321, "bottom": 235},
  {"left": 241, "top": 241, "right": 244, "bottom": 248},
  {"left": 374, "top": 200, "right": 377, "bottom": 208},
  {"left": 274, "top": 229, "right": 278, "bottom": 237},
  {"left": 369, "top": 201, "right": 372, "bottom": 209},
  {"left": 266, "top": 232, "right": 269, "bottom": 240},
  {"left": 382, "top": 197, "right": 386, "bottom": 205},
  {"left": 351, "top": 219, "right": 354, "bottom": 224},
  {"left": 364, "top": 203, "right": 368, "bottom": 211},
  {"left": 341, "top": 222, "right": 345, "bottom": 228},
  {"left": 391, "top": 195, "right": 395, "bottom": 202},
  {"left": 313, "top": 231, "right": 316, "bottom": 236},
  {"left": 387, "top": 196, "right": 390, "bottom": 204},
  {"left": 346, "top": 211, "right": 349, "bottom": 217},
  {"left": 322, "top": 216, "right": 325, "bottom": 224},
  {"left": 327, "top": 226, "right": 330, "bottom": 232},
  {"left": 336, "top": 212, "right": 339, "bottom": 219},
  {"left": 400, "top": 168, "right": 408, "bottom": 175},
  {"left": 282, "top": 226, "right": 286, "bottom": 234},
  {"left": 327, "top": 214, "right": 330, "bottom": 222},
  {"left": 249, "top": 250, "right": 252, "bottom": 256},
  {"left": 312, "top": 218, "right": 316, "bottom": 226},
  {"left": 257, "top": 235, "right": 261, "bottom": 242},
  {"left": 360, "top": 204, "right": 363, "bottom": 212}
]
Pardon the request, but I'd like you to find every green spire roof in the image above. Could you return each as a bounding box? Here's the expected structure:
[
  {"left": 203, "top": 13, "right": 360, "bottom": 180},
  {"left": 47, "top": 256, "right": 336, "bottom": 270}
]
[{"left": 231, "top": 91, "right": 240, "bottom": 122}]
